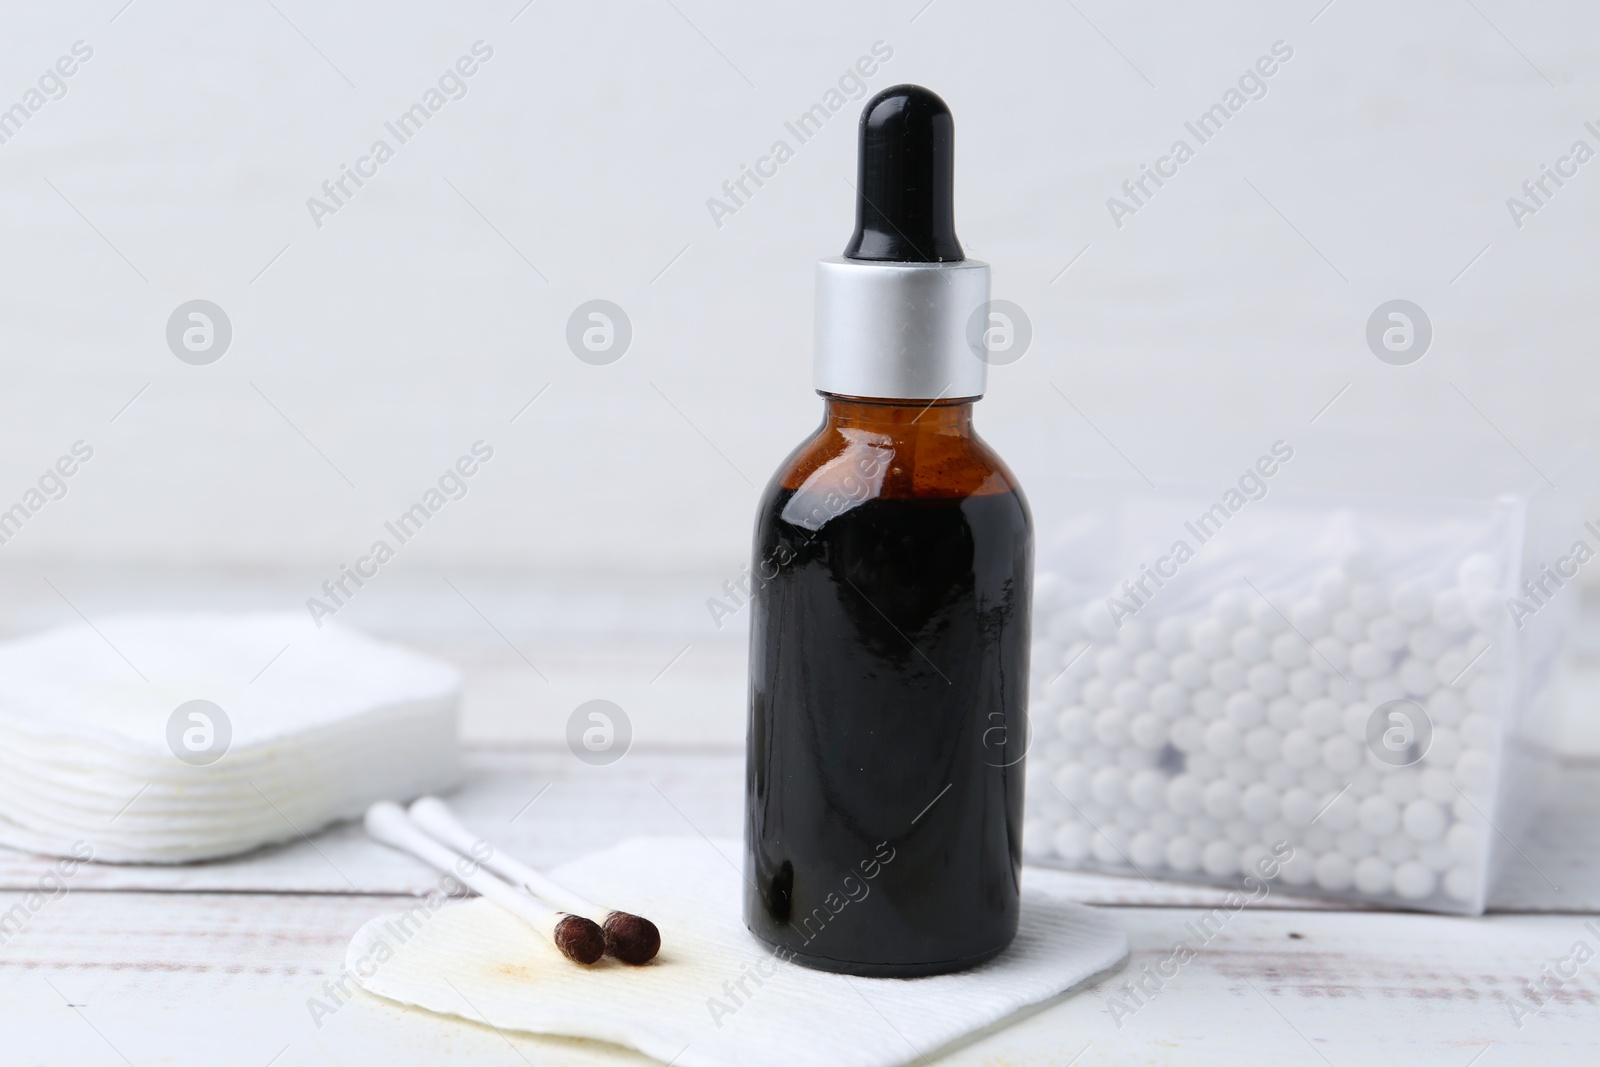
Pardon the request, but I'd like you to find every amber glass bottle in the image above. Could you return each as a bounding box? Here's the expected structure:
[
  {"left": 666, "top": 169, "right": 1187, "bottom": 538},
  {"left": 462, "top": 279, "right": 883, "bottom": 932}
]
[
  {"left": 744, "top": 82, "right": 1032, "bottom": 976},
  {"left": 744, "top": 390, "right": 1031, "bottom": 975}
]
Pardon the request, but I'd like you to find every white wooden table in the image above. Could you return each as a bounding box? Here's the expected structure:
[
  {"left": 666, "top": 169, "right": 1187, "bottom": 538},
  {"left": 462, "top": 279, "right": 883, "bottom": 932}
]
[{"left": 3, "top": 568, "right": 1599, "bottom": 1066}]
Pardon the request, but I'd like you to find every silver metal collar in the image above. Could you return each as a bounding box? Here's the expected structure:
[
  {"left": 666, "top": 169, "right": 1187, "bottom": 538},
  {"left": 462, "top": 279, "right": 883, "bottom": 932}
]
[{"left": 812, "top": 257, "right": 990, "bottom": 401}]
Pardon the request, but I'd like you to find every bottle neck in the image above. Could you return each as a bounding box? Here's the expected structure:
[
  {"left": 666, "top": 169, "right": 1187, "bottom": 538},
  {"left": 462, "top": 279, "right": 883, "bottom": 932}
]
[{"left": 821, "top": 395, "right": 975, "bottom": 436}]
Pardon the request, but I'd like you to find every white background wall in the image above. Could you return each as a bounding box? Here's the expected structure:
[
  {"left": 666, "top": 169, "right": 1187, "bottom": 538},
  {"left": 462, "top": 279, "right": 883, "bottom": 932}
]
[{"left": 1, "top": 0, "right": 1597, "bottom": 576}]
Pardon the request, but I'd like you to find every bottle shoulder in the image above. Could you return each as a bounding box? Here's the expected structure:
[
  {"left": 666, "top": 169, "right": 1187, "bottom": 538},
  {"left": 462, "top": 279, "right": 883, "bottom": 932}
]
[{"left": 761, "top": 408, "right": 1027, "bottom": 514}]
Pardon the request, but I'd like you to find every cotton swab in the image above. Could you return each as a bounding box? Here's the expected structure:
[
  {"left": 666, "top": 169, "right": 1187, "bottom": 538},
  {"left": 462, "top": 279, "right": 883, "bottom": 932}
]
[
  {"left": 408, "top": 796, "right": 661, "bottom": 965},
  {"left": 363, "top": 802, "right": 605, "bottom": 965}
]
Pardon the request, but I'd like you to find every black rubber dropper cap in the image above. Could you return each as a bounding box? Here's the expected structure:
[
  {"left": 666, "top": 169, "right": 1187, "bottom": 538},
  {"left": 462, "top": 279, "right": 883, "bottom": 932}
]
[{"left": 843, "top": 84, "right": 964, "bottom": 263}]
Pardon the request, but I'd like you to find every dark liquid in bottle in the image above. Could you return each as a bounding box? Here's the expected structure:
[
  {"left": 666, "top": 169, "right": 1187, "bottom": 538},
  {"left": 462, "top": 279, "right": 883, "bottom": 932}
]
[{"left": 744, "top": 487, "right": 1031, "bottom": 976}]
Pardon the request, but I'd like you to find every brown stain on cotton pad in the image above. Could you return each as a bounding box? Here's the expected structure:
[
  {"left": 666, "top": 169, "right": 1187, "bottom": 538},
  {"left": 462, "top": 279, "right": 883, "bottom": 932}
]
[
  {"left": 553, "top": 915, "right": 606, "bottom": 964},
  {"left": 602, "top": 912, "right": 661, "bottom": 965}
]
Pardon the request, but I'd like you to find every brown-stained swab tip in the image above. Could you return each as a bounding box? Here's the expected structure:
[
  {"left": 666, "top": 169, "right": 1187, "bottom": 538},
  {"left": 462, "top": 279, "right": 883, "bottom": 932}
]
[
  {"left": 553, "top": 914, "right": 606, "bottom": 964},
  {"left": 602, "top": 911, "right": 662, "bottom": 965}
]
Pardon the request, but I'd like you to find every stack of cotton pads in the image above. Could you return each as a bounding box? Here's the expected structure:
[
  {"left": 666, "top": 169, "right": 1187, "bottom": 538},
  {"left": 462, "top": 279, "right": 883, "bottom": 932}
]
[
  {"left": 0, "top": 612, "right": 460, "bottom": 864},
  {"left": 1024, "top": 551, "right": 1514, "bottom": 914}
]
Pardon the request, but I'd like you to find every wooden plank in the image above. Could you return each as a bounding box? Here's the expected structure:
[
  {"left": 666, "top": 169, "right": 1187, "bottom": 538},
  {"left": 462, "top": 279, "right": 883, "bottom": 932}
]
[
  {"left": 0, "top": 748, "right": 747, "bottom": 897},
  {"left": 0, "top": 746, "right": 1349, "bottom": 909},
  {"left": 0, "top": 890, "right": 654, "bottom": 1066},
  {"left": 938, "top": 907, "right": 1600, "bottom": 1067},
  {"left": 3, "top": 749, "right": 1598, "bottom": 912},
  {"left": 3, "top": 891, "right": 1595, "bottom": 1066}
]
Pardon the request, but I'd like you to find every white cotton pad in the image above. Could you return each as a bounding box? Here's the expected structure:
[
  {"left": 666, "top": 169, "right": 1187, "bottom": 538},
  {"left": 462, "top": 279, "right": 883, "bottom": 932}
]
[
  {"left": 0, "top": 612, "right": 459, "bottom": 863},
  {"left": 346, "top": 837, "right": 1128, "bottom": 1067}
]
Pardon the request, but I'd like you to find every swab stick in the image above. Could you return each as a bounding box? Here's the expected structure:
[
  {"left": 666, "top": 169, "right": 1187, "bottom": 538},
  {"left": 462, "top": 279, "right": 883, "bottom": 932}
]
[
  {"left": 408, "top": 795, "right": 661, "bottom": 965},
  {"left": 363, "top": 801, "right": 605, "bottom": 965}
]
